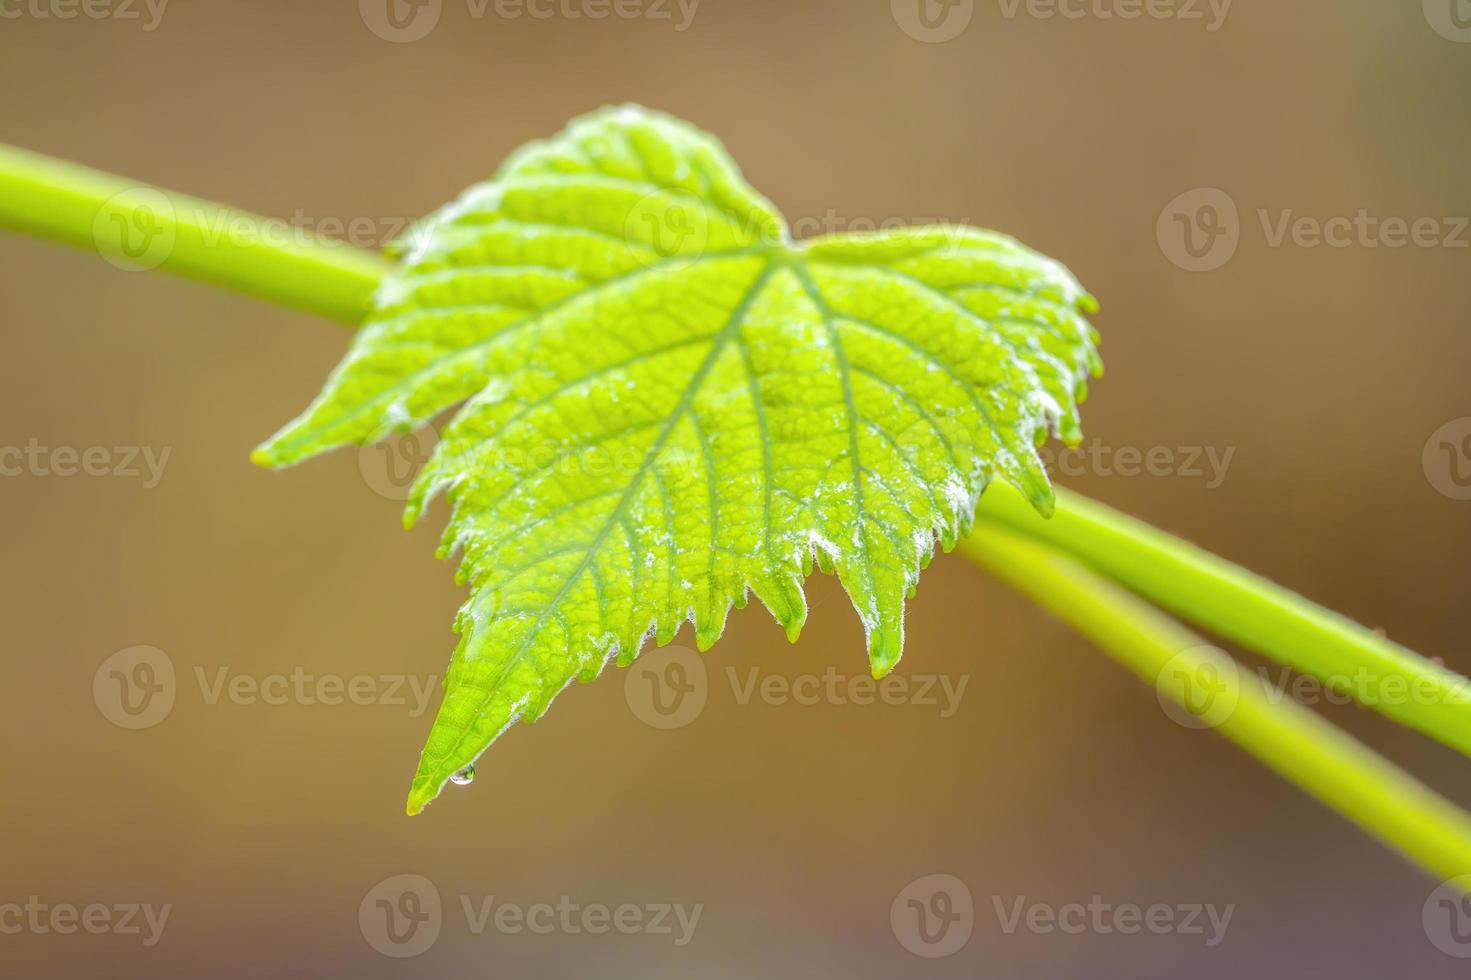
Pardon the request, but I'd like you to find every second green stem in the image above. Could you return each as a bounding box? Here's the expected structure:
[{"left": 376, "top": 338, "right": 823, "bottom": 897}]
[{"left": 960, "top": 524, "right": 1471, "bottom": 885}]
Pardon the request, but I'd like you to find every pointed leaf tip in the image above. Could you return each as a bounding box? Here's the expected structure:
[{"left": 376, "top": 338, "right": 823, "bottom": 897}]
[
  {"left": 863, "top": 613, "right": 905, "bottom": 679},
  {"left": 405, "top": 784, "right": 433, "bottom": 816},
  {"left": 1031, "top": 488, "right": 1058, "bottom": 520}
]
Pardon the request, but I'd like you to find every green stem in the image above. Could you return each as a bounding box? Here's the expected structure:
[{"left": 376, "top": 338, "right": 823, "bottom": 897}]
[
  {"left": 975, "top": 483, "right": 1471, "bottom": 758},
  {"left": 6, "top": 142, "right": 1470, "bottom": 875},
  {"left": 959, "top": 524, "right": 1471, "bottom": 885},
  {"left": 0, "top": 144, "right": 390, "bottom": 324}
]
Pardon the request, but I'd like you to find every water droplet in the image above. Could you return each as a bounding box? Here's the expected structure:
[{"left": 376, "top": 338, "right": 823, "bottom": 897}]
[{"left": 449, "top": 765, "right": 476, "bottom": 786}]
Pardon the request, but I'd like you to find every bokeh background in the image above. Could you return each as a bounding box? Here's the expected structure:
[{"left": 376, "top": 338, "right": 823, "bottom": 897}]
[{"left": 3, "top": 1, "right": 1470, "bottom": 976}]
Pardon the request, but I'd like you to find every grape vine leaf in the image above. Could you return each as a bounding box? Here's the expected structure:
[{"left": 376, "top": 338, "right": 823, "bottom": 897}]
[{"left": 253, "top": 105, "right": 1102, "bottom": 814}]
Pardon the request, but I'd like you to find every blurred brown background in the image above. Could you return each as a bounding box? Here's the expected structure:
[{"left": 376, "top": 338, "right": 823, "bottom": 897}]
[{"left": 2, "top": 1, "right": 1469, "bottom": 976}]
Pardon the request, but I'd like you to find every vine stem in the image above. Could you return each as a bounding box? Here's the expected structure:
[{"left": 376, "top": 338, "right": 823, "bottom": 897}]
[
  {"left": 0, "top": 143, "right": 390, "bottom": 323},
  {"left": 973, "top": 483, "right": 1471, "bottom": 759},
  {"left": 958, "top": 524, "right": 1471, "bottom": 884},
  {"left": 6, "top": 143, "right": 1471, "bottom": 879}
]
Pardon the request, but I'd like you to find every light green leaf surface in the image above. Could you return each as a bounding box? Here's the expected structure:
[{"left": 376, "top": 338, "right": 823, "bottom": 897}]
[{"left": 253, "top": 105, "right": 1102, "bottom": 813}]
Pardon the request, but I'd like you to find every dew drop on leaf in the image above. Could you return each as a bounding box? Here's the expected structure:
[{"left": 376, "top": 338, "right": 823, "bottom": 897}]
[{"left": 449, "top": 765, "right": 476, "bottom": 786}]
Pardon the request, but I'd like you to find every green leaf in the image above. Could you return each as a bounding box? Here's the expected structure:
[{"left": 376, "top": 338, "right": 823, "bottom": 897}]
[{"left": 253, "top": 105, "right": 1102, "bottom": 814}]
